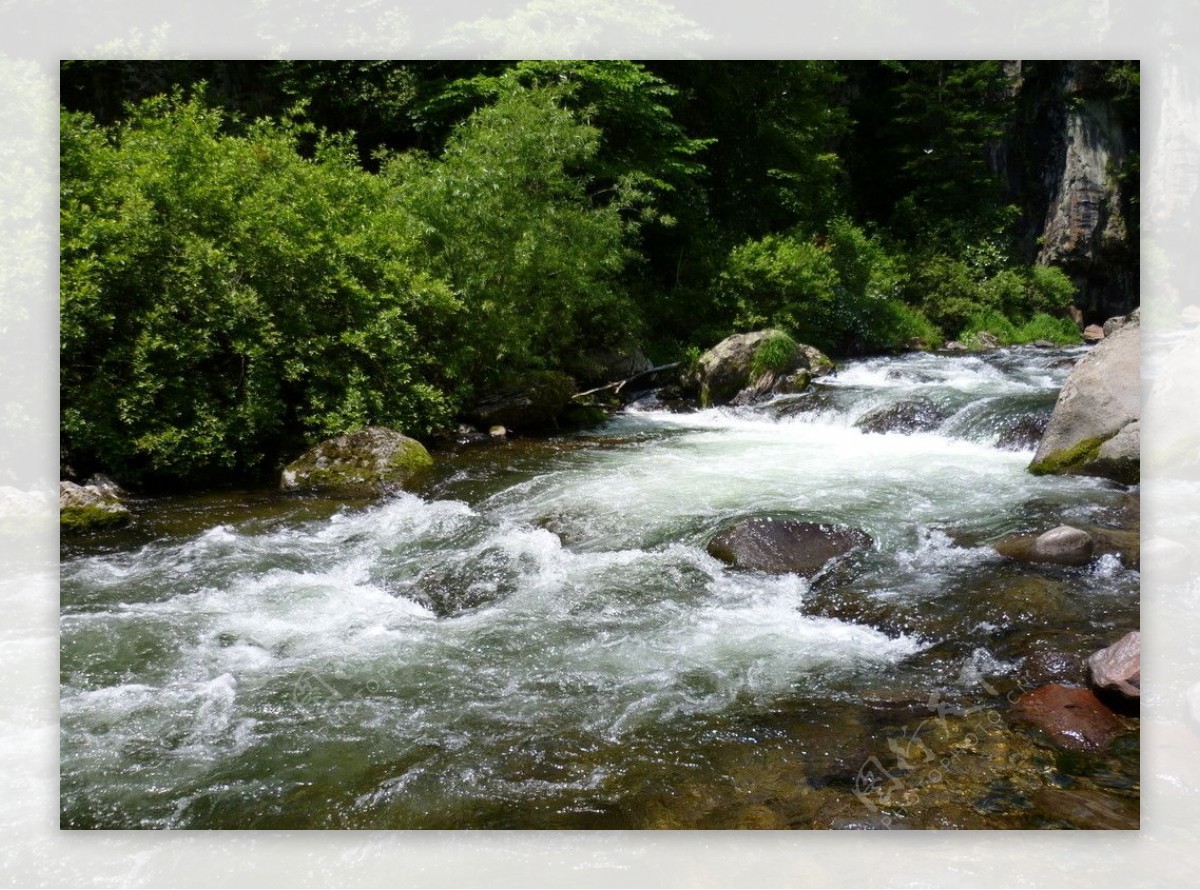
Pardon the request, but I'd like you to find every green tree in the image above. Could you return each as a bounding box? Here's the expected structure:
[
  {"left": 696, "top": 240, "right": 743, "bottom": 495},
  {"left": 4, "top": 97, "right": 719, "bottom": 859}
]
[
  {"left": 61, "top": 93, "right": 458, "bottom": 485},
  {"left": 385, "top": 83, "right": 641, "bottom": 385}
]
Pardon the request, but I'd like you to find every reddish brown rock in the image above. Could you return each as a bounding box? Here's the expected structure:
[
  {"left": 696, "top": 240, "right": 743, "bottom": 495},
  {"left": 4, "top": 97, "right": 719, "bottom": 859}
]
[
  {"left": 1009, "top": 683, "right": 1124, "bottom": 750},
  {"left": 1087, "top": 630, "right": 1140, "bottom": 698}
]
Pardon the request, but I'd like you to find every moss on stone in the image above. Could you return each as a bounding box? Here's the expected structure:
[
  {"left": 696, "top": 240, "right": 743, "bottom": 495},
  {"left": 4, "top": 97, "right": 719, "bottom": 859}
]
[
  {"left": 61, "top": 504, "right": 131, "bottom": 532},
  {"left": 281, "top": 428, "right": 433, "bottom": 493},
  {"left": 1028, "top": 435, "right": 1106, "bottom": 476}
]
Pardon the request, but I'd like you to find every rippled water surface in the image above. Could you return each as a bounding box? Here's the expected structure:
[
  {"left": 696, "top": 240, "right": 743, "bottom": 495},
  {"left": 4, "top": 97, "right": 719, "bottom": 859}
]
[{"left": 60, "top": 346, "right": 1140, "bottom": 829}]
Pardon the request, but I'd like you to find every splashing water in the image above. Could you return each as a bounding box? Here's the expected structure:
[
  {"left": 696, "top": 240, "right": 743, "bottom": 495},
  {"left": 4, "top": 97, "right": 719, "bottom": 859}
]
[{"left": 60, "top": 346, "right": 1139, "bottom": 829}]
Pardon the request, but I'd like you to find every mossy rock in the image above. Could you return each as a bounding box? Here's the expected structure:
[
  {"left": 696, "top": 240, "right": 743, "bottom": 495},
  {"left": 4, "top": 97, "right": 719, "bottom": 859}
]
[
  {"left": 280, "top": 427, "right": 433, "bottom": 494},
  {"left": 60, "top": 503, "right": 131, "bottom": 532},
  {"left": 60, "top": 478, "right": 131, "bottom": 533},
  {"left": 1028, "top": 435, "right": 1105, "bottom": 476}
]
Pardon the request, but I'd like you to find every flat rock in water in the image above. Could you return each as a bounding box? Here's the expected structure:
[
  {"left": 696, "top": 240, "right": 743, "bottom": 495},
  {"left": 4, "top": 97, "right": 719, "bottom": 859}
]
[
  {"left": 707, "top": 518, "right": 871, "bottom": 577},
  {"left": 1087, "top": 630, "right": 1140, "bottom": 699},
  {"left": 1008, "top": 683, "right": 1124, "bottom": 751}
]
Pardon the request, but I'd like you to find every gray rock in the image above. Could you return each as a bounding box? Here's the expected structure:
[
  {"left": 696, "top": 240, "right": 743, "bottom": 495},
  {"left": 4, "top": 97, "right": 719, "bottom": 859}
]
[
  {"left": 694, "top": 330, "right": 832, "bottom": 406},
  {"left": 1087, "top": 630, "right": 1140, "bottom": 698},
  {"left": 996, "top": 411, "right": 1051, "bottom": 451},
  {"left": 281, "top": 427, "right": 432, "bottom": 494},
  {"left": 1086, "top": 420, "right": 1139, "bottom": 483},
  {"left": 1102, "top": 315, "right": 1128, "bottom": 337},
  {"left": 1032, "top": 525, "right": 1095, "bottom": 565},
  {"left": 707, "top": 518, "right": 871, "bottom": 577},
  {"left": 1029, "top": 311, "right": 1139, "bottom": 481},
  {"left": 993, "top": 525, "right": 1095, "bottom": 567}
]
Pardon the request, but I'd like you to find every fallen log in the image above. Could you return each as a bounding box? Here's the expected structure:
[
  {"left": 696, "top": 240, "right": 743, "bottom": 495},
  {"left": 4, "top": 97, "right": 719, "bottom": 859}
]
[{"left": 572, "top": 362, "right": 680, "bottom": 399}]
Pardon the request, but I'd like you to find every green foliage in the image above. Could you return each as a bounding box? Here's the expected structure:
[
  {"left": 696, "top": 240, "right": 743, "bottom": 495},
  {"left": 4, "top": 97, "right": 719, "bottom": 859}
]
[
  {"left": 912, "top": 251, "right": 1077, "bottom": 339},
  {"left": 874, "top": 301, "right": 943, "bottom": 351},
  {"left": 424, "top": 60, "right": 711, "bottom": 212},
  {"left": 721, "top": 232, "right": 838, "bottom": 350},
  {"left": 1016, "top": 312, "right": 1082, "bottom": 344},
  {"left": 749, "top": 331, "right": 798, "bottom": 379},
  {"left": 61, "top": 93, "right": 459, "bottom": 484},
  {"left": 959, "top": 309, "right": 1080, "bottom": 347},
  {"left": 385, "top": 84, "right": 640, "bottom": 384}
]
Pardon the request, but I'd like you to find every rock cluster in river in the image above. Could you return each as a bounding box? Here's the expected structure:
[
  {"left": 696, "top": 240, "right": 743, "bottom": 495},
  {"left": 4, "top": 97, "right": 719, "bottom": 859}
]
[
  {"left": 280, "top": 427, "right": 433, "bottom": 494},
  {"left": 1029, "top": 308, "right": 1139, "bottom": 483},
  {"left": 688, "top": 329, "right": 833, "bottom": 407}
]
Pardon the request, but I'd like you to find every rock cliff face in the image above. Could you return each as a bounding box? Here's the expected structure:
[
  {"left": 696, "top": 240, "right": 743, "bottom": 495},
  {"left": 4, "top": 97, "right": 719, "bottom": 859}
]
[{"left": 1001, "top": 62, "right": 1139, "bottom": 324}]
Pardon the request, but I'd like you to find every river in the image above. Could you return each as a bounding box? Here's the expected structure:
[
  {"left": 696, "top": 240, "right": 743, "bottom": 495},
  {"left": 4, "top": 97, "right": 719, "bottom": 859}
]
[{"left": 60, "top": 345, "right": 1139, "bottom": 829}]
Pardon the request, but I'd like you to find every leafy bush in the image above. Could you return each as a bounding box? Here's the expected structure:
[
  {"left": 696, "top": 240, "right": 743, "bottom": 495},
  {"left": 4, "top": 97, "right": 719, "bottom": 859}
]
[
  {"left": 720, "top": 232, "right": 839, "bottom": 350},
  {"left": 1015, "top": 312, "right": 1081, "bottom": 344},
  {"left": 959, "top": 309, "right": 1080, "bottom": 346},
  {"left": 749, "top": 331, "right": 798, "bottom": 378},
  {"left": 385, "top": 84, "right": 641, "bottom": 385},
  {"left": 61, "top": 93, "right": 459, "bottom": 485},
  {"left": 959, "top": 309, "right": 1019, "bottom": 346}
]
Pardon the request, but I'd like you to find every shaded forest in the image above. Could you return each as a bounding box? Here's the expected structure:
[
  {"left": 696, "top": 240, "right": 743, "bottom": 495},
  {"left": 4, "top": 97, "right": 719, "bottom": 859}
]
[{"left": 59, "top": 60, "right": 1139, "bottom": 488}]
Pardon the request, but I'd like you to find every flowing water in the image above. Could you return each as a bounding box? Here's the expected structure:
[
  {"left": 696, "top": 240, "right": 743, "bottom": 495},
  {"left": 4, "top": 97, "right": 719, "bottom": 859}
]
[{"left": 60, "top": 346, "right": 1140, "bottom": 829}]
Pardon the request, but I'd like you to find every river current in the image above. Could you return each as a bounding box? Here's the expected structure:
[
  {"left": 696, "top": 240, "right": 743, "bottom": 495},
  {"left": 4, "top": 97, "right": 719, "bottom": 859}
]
[{"left": 60, "top": 346, "right": 1140, "bottom": 829}]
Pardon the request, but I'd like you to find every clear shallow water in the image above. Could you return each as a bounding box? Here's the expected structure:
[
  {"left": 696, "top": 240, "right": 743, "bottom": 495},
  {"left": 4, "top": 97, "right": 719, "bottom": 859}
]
[{"left": 60, "top": 346, "right": 1140, "bottom": 829}]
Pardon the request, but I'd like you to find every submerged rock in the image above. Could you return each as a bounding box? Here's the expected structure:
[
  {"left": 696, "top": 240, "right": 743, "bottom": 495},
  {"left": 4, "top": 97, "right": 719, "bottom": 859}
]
[
  {"left": 996, "top": 411, "right": 1051, "bottom": 451},
  {"left": 1030, "top": 788, "right": 1138, "bottom": 830},
  {"left": 706, "top": 518, "right": 871, "bottom": 577},
  {"left": 60, "top": 475, "right": 132, "bottom": 531},
  {"left": 1029, "top": 308, "right": 1139, "bottom": 482},
  {"left": 855, "top": 398, "right": 950, "bottom": 435},
  {"left": 280, "top": 427, "right": 433, "bottom": 494},
  {"left": 1008, "top": 683, "right": 1124, "bottom": 751},
  {"left": 1087, "top": 630, "right": 1140, "bottom": 699}
]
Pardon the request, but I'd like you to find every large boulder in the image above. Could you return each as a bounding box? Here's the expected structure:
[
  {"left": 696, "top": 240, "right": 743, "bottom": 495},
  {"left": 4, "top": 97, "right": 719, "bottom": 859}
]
[
  {"left": 855, "top": 398, "right": 950, "bottom": 435},
  {"left": 693, "top": 330, "right": 832, "bottom": 407},
  {"left": 707, "top": 518, "right": 871, "bottom": 578},
  {"left": 280, "top": 428, "right": 432, "bottom": 494},
  {"left": 469, "top": 371, "right": 576, "bottom": 432},
  {"left": 1029, "top": 309, "right": 1139, "bottom": 482},
  {"left": 60, "top": 475, "right": 131, "bottom": 531}
]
